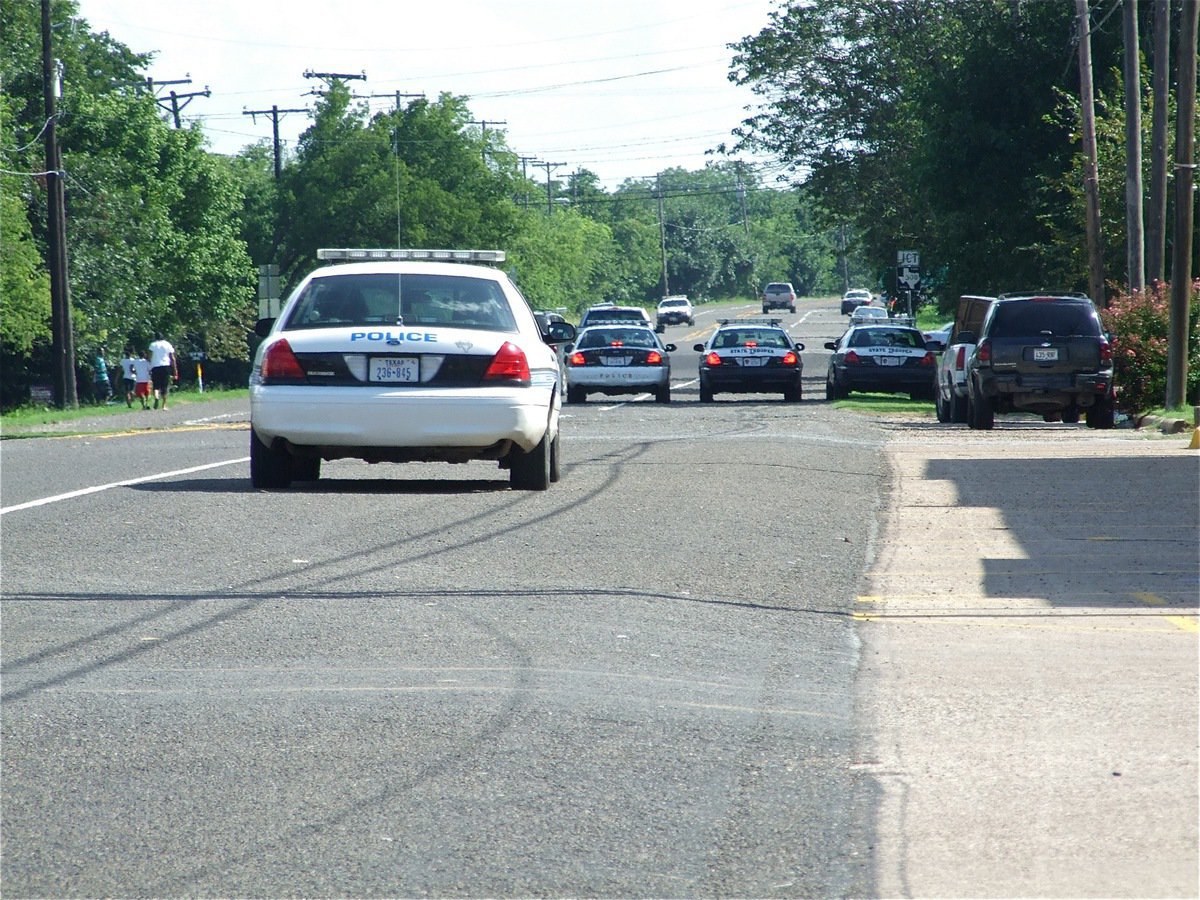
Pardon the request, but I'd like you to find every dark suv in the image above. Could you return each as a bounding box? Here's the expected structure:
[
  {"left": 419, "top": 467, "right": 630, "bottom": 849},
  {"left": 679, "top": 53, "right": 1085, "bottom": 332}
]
[{"left": 963, "top": 293, "right": 1115, "bottom": 429}]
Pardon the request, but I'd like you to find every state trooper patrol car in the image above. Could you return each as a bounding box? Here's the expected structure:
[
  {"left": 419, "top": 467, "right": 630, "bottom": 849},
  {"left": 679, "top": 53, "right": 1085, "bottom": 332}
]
[
  {"left": 693, "top": 317, "right": 805, "bottom": 402},
  {"left": 249, "top": 249, "right": 576, "bottom": 490},
  {"left": 564, "top": 321, "right": 675, "bottom": 404},
  {"left": 823, "top": 323, "right": 937, "bottom": 401}
]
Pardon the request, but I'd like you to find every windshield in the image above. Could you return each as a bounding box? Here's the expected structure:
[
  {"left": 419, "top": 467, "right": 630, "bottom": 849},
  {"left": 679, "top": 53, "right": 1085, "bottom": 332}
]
[
  {"left": 577, "top": 328, "right": 659, "bottom": 349},
  {"left": 284, "top": 272, "right": 517, "bottom": 332},
  {"left": 713, "top": 329, "right": 792, "bottom": 349}
]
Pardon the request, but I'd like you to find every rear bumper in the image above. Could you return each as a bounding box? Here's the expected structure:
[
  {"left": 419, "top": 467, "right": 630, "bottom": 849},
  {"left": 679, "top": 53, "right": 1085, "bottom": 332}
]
[
  {"left": 975, "top": 369, "right": 1114, "bottom": 410},
  {"left": 701, "top": 366, "right": 802, "bottom": 393}
]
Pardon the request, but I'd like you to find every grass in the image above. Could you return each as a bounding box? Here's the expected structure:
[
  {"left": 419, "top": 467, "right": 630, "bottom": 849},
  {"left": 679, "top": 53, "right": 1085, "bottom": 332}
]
[
  {"left": 827, "top": 392, "right": 936, "bottom": 415},
  {"left": 1, "top": 387, "right": 248, "bottom": 431}
]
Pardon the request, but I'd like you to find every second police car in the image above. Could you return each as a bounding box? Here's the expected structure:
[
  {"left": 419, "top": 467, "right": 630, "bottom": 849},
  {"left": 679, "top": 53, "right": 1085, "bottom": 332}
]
[
  {"left": 824, "top": 323, "right": 937, "bottom": 401},
  {"left": 693, "top": 317, "right": 805, "bottom": 402},
  {"left": 565, "top": 320, "right": 675, "bottom": 403},
  {"left": 249, "top": 249, "right": 576, "bottom": 491}
]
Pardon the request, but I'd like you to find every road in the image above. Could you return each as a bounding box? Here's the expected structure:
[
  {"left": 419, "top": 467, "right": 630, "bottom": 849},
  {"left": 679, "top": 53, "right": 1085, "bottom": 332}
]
[{"left": 2, "top": 297, "right": 1196, "bottom": 898}]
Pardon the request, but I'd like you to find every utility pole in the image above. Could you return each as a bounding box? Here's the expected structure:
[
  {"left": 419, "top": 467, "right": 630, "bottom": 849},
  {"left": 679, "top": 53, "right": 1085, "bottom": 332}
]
[
  {"left": 1165, "top": 0, "right": 1198, "bottom": 409},
  {"left": 243, "top": 105, "right": 309, "bottom": 179},
  {"left": 469, "top": 119, "right": 507, "bottom": 163},
  {"left": 1076, "top": 0, "right": 1106, "bottom": 306},
  {"left": 1122, "top": 0, "right": 1145, "bottom": 291},
  {"left": 356, "top": 90, "right": 424, "bottom": 113},
  {"left": 1147, "top": 0, "right": 1171, "bottom": 285},
  {"left": 656, "top": 176, "right": 669, "bottom": 297},
  {"left": 538, "top": 160, "right": 563, "bottom": 214},
  {"left": 41, "top": 0, "right": 75, "bottom": 408},
  {"left": 519, "top": 156, "right": 539, "bottom": 209},
  {"left": 139, "top": 76, "right": 210, "bottom": 128}
]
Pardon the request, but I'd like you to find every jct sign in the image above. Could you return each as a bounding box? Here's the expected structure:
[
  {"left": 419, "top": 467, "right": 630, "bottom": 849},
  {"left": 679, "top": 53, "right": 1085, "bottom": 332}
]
[{"left": 896, "top": 250, "right": 921, "bottom": 289}]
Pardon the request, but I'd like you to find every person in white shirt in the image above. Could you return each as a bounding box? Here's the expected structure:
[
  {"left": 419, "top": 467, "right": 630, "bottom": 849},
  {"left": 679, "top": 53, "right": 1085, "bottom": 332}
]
[
  {"left": 148, "top": 333, "right": 178, "bottom": 410},
  {"left": 119, "top": 347, "right": 137, "bottom": 408},
  {"left": 133, "top": 351, "right": 152, "bottom": 410}
]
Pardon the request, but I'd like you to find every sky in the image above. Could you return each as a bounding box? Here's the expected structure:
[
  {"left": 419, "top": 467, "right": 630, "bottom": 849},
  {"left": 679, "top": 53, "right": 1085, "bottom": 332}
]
[{"left": 73, "top": 0, "right": 782, "bottom": 189}]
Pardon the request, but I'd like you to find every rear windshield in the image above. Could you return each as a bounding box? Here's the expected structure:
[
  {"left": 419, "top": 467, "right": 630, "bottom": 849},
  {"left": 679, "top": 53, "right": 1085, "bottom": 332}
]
[
  {"left": 765, "top": 283, "right": 793, "bottom": 292},
  {"left": 284, "top": 272, "right": 517, "bottom": 332},
  {"left": 577, "top": 328, "right": 659, "bottom": 349},
  {"left": 713, "top": 328, "right": 792, "bottom": 349},
  {"left": 849, "top": 328, "right": 925, "bottom": 349},
  {"left": 583, "top": 309, "right": 645, "bottom": 325},
  {"left": 989, "top": 301, "right": 1100, "bottom": 337}
]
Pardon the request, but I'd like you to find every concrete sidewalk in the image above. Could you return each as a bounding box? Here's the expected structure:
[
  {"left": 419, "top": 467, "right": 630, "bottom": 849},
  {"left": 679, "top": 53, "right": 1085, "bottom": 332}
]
[{"left": 857, "top": 421, "right": 1198, "bottom": 898}]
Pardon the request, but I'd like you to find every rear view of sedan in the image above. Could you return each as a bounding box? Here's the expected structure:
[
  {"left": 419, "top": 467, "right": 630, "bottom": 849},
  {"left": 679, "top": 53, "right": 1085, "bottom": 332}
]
[
  {"left": 565, "top": 324, "right": 675, "bottom": 403},
  {"left": 825, "top": 325, "right": 937, "bottom": 401},
  {"left": 694, "top": 318, "right": 805, "bottom": 402},
  {"left": 249, "top": 249, "right": 576, "bottom": 491}
]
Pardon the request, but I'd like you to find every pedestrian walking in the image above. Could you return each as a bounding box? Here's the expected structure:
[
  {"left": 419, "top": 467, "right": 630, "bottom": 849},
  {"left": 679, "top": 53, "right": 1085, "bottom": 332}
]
[
  {"left": 94, "top": 350, "right": 113, "bottom": 405},
  {"left": 148, "top": 333, "right": 178, "bottom": 410},
  {"left": 133, "top": 351, "right": 152, "bottom": 409},
  {"left": 119, "top": 347, "right": 137, "bottom": 408}
]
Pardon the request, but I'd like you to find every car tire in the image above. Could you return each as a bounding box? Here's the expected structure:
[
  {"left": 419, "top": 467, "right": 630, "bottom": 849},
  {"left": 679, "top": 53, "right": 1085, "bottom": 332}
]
[
  {"left": 789, "top": 305, "right": 795, "bottom": 313},
  {"left": 762, "top": 306, "right": 769, "bottom": 314},
  {"left": 699, "top": 381, "right": 714, "bottom": 403},
  {"left": 950, "top": 392, "right": 968, "bottom": 424},
  {"left": 688, "top": 317, "right": 695, "bottom": 326},
  {"left": 291, "top": 454, "right": 321, "bottom": 482},
  {"left": 784, "top": 385, "right": 802, "bottom": 403},
  {"left": 1062, "top": 407, "right": 1081, "bottom": 424},
  {"left": 510, "top": 433, "right": 551, "bottom": 490},
  {"left": 935, "top": 387, "right": 951, "bottom": 423},
  {"left": 250, "top": 427, "right": 292, "bottom": 489},
  {"left": 1086, "top": 396, "right": 1115, "bottom": 429},
  {"left": 825, "top": 373, "right": 846, "bottom": 401},
  {"left": 967, "top": 390, "right": 994, "bottom": 430},
  {"left": 656, "top": 385, "right": 671, "bottom": 404},
  {"left": 566, "top": 385, "right": 586, "bottom": 404},
  {"left": 549, "top": 433, "right": 561, "bottom": 483}
]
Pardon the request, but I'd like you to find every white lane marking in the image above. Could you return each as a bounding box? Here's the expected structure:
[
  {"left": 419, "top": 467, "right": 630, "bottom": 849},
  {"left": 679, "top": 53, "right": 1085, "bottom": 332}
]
[{"left": 0, "top": 457, "right": 250, "bottom": 515}]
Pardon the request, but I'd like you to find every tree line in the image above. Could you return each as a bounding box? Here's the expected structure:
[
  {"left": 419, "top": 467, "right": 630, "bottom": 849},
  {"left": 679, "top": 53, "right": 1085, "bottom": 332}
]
[{"left": 1, "top": 0, "right": 1195, "bottom": 410}]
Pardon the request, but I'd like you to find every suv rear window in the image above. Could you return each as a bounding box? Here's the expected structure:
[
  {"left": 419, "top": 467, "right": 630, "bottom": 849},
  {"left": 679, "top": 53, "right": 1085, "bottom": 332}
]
[
  {"left": 989, "top": 301, "right": 1101, "bottom": 337},
  {"left": 765, "top": 283, "right": 793, "bottom": 293}
]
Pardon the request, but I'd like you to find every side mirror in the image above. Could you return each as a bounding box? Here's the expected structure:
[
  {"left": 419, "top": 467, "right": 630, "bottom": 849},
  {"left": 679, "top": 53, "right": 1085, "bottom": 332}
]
[
  {"left": 794, "top": 341, "right": 806, "bottom": 352},
  {"left": 254, "top": 318, "right": 276, "bottom": 338},
  {"left": 956, "top": 330, "right": 976, "bottom": 345},
  {"left": 545, "top": 321, "right": 577, "bottom": 344},
  {"left": 664, "top": 343, "right": 677, "bottom": 353},
  {"left": 693, "top": 343, "right": 706, "bottom": 352},
  {"left": 824, "top": 341, "right": 837, "bottom": 351},
  {"left": 925, "top": 340, "right": 946, "bottom": 352},
  {"left": 655, "top": 324, "right": 665, "bottom": 334}
]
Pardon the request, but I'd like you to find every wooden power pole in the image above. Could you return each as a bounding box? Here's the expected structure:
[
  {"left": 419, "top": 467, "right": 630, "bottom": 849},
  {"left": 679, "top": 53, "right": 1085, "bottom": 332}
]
[{"left": 1076, "top": 0, "right": 1106, "bottom": 306}]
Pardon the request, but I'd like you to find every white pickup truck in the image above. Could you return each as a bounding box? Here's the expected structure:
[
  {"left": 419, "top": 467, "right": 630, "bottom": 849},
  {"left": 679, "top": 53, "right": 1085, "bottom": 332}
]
[{"left": 935, "top": 294, "right": 994, "bottom": 423}]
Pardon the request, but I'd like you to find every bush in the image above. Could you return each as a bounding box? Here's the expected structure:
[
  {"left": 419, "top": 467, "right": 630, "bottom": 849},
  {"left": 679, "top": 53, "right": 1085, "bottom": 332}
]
[{"left": 1100, "top": 280, "right": 1200, "bottom": 416}]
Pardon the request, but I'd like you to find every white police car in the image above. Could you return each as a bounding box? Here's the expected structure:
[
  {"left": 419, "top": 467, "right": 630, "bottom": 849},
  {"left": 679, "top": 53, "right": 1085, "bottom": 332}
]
[
  {"left": 565, "top": 322, "right": 675, "bottom": 404},
  {"left": 249, "top": 249, "right": 575, "bottom": 490},
  {"left": 693, "top": 317, "right": 805, "bottom": 402}
]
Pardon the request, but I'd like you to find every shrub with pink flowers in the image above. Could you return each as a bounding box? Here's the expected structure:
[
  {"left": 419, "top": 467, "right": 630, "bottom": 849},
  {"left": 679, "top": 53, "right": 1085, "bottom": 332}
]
[{"left": 1100, "top": 280, "right": 1200, "bottom": 417}]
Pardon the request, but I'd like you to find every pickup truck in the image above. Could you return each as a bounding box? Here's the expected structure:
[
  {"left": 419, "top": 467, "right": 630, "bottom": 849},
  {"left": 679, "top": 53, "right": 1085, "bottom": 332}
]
[
  {"left": 935, "top": 295, "right": 994, "bottom": 423},
  {"left": 761, "top": 282, "right": 797, "bottom": 313}
]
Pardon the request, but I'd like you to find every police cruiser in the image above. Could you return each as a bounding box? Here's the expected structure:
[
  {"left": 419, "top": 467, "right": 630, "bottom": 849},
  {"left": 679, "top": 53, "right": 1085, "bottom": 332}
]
[
  {"left": 249, "top": 249, "right": 575, "bottom": 490},
  {"left": 565, "top": 321, "right": 675, "bottom": 404},
  {"left": 693, "top": 317, "right": 805, "bottom": 403},
  {"left": 824, "top": 323, "right": 937, "bottom": 401}
]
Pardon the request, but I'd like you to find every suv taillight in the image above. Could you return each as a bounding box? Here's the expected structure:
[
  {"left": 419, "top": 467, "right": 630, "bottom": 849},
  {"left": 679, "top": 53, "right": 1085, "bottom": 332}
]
[
  {"left": 261, "top": 339, "right": 306, "bottom": 382},
  {"left": 483, "top": 342, "right": 531, "bottom": 384},
  {"left": 955, "top": 345, "right": 967, "bottom": 371},
  {"left": 976, "top": 339, "right": 992, "bottom": 363},
  {"left": 1100, "top": 337, "right": 1113, "bottom": 363}
]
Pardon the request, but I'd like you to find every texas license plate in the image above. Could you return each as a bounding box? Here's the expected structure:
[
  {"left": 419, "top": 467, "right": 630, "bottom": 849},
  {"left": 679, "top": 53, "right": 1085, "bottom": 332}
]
[
  {"left": 369, "top": 356, "right": 419, "bottom": 382},
  {"left": 740, "top": 357, "right": 767, "bottom": 366},
  {"left": 1033, "top": 347, "right": 1059, "bottom": 361},
  {"left": 602, "top": 356, "right": 632, "bottom": 366},
  {"left": 877, "top": 356, "right": 902, "bottom": 366}
]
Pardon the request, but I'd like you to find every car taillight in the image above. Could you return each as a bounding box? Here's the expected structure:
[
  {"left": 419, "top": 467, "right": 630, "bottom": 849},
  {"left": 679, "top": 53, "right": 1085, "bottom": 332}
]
[
  {"left": 976, "top": 339, "right": 991, "bottom": 363},
  {"left": 1100, "top": 337, "right": 1112, "bottom": 363},
  {"left": 844, "top": 350, "right": 861, "bottom": 365},
  {"left": 483, "top": 341, "right": 530, "bottom": 384},
  {"left": 568, "top": 351, "right": 587, "bottom": 366},
  {"left": 646, "top": 350, "right": 663, "bottom": 365},
  {"left": 781, "top": 350, "right": 798, "bottom": 366},
  {"left": 955, "top": 345, "right": 967, "bottom": 371},
  {"left": 919, "top": 352, "right": 936, "bottom": 367},
  {"left": 261, "top": 339, "right": 306, "bottom": 382},
  {"left": 705, "top": 351, "right": 722, "bottom": 366}
]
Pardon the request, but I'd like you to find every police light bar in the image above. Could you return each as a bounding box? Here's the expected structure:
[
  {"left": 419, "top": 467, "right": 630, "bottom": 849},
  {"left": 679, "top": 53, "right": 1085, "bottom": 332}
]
[
  {"left": 719, "top": 317, "right": 782, "bottom": 326},
  {"left": 584, "top": 318, "right": 655, "bottom": 326},
  {"left": 317, "top": 248, "right": 505, "bottom": 263}
]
